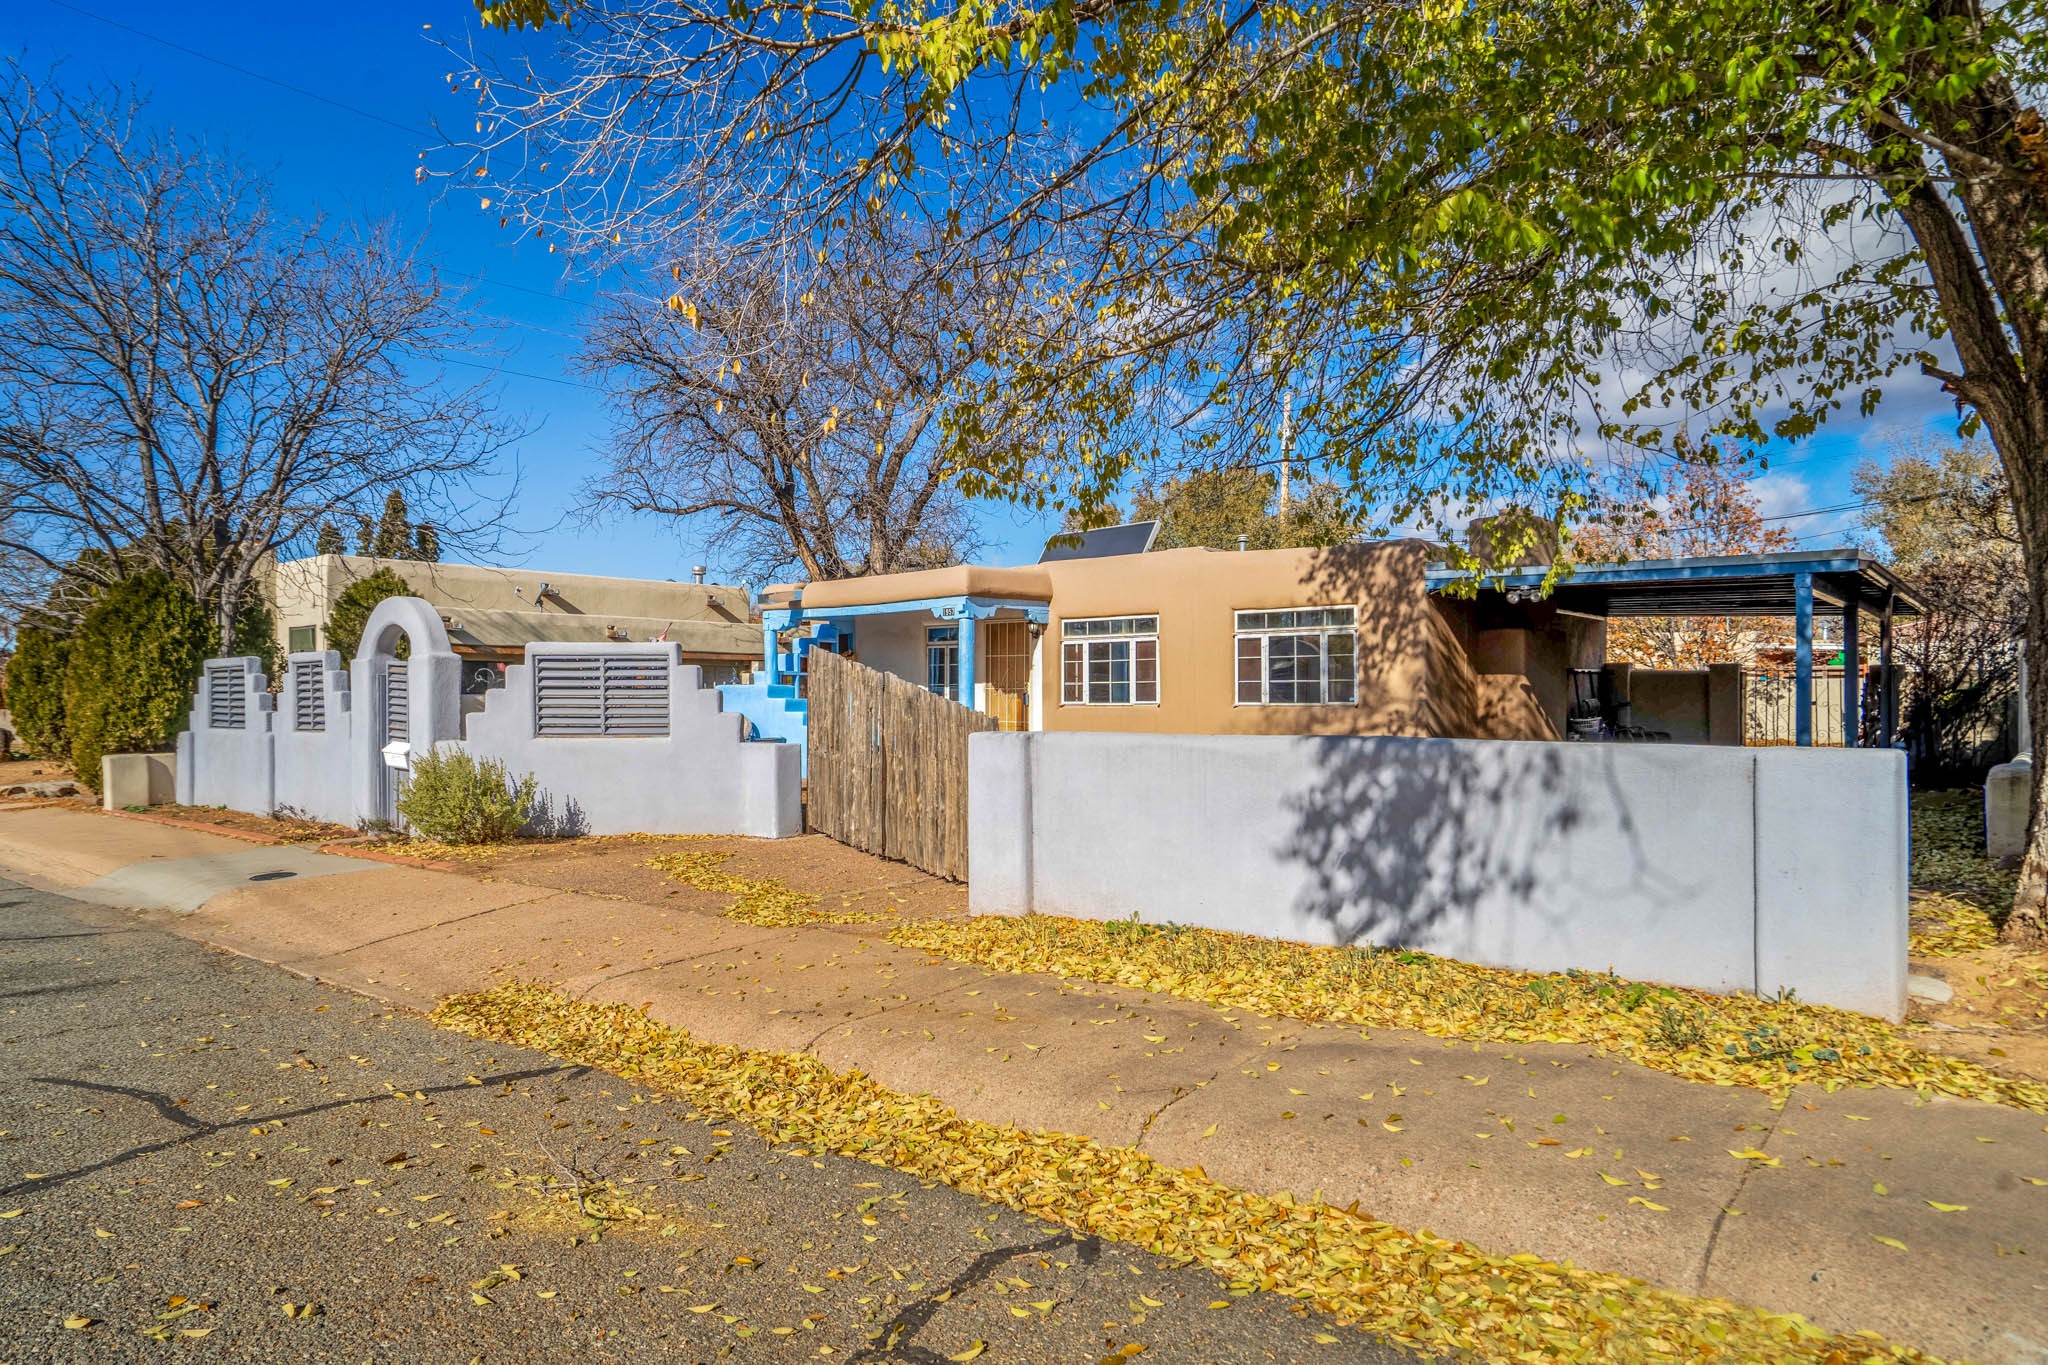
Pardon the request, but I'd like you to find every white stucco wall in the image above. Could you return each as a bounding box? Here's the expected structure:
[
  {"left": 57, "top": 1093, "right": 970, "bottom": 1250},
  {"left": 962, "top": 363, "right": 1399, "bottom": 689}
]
[
  {"left": 176, "top": 658, "right": 275, "bottom": 815},
  {"left": 272, "top": 652, "right": 356, "bottom": 826},
  {"left": 847, "top": 612, "right": 934, "bottom": 689},
  {"left": 176, "top": 601, "right": 799, "bottom": 839},
  {"left": 461, "top": 641, "right": 798, "bottom": 838},
  {"left": 969, "top": 732, "right": 1908, "bottom": 1019}
]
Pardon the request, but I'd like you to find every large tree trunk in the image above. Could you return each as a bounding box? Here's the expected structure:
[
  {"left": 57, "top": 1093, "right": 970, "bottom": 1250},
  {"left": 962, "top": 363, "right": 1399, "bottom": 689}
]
[{"left": 2007, "top": 536, "right": 2048, "bottom": 948}]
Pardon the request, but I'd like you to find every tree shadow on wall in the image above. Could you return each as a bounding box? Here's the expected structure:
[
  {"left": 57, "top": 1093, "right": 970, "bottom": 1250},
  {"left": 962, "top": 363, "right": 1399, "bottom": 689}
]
[{"left": 1280, "top": 544, "right": 1689, "bottom": 951}]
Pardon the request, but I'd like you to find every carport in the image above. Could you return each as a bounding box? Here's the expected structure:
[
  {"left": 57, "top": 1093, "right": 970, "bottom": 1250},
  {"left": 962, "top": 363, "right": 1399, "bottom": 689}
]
[{"left": 1427, "top": 547, "right": 1925, "bottom": 746}]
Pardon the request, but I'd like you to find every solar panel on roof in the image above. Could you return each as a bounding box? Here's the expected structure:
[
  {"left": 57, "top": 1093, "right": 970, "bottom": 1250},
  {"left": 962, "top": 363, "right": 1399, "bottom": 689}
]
[{"left": 1038, "top": 520, "right": 1161, "bottom": 563}]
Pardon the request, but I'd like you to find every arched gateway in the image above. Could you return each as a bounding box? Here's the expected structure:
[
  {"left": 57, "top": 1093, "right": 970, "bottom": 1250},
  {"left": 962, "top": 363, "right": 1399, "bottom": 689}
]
[{"left": 350, "top": 596, "right": 463, "bottom": 827}]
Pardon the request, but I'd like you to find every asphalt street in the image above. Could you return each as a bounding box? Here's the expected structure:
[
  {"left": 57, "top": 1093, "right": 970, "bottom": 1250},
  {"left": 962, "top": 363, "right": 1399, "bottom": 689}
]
[{"left": 0, "top": 875, "right": 1415, "bottom": 1364}]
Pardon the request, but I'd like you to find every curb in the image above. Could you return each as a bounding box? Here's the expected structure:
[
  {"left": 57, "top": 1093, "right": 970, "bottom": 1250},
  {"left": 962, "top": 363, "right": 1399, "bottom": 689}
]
[{"left": 105, "top": 807, "right": 287, "bottom": 845}]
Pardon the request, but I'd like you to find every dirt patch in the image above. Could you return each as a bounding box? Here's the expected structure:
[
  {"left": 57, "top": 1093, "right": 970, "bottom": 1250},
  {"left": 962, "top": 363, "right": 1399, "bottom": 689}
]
[
  {"left": 0, "top": 756, "right": 72, "bottom": 786},
  {"left": 1907, "top": 944, "right": 2048, "bottom": 1084},
  {"left": 0, "top": 756, "right": 92, "bottom": 809},
  {"left": 712, "top": 834, "right": 967, "bottom": 920},
  {"left": 127, "top": 802, "right": 359, "bottom": 844},
  {"left": 1900, "top": 789, "right": 2048, "bottom": 1084},
  {"left": 358, "top": 831, "right": 970, "bottom": 925}
]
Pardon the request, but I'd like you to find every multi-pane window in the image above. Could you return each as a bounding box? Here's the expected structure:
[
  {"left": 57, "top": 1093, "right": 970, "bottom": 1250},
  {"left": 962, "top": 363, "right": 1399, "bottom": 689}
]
[
  {"left": 926, "top": 625, "right": 960, "bottom": 700},
  {"left": 1235, "top": 607, "right": 1357, "bottom": 705},
  {"left": 1061, "top": 616, "right": 1159, "bottom": 705}
]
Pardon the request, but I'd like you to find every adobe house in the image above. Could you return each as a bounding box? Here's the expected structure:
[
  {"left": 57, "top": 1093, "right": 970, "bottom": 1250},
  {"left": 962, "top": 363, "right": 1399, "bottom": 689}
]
[
  {"left": 738, "top": 527, "right": 1920, "bottom": 749},
  {"left": 268, "top": 554, "right": 762, "bottom": 695}
]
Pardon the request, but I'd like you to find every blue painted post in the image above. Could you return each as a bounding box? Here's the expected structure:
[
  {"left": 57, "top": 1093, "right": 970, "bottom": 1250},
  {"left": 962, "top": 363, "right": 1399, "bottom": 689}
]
[
  {"left": 1842, "top": 599, "right": 1860, "bottom": 747},
  {"left": 762, "top": 617, "right": 780, "bottom": 689},
  {"left": 1880, "top": 590, "right": 1897, "bottom": 746},
  {"left": 957, "top": 609, "right": 978, "bottom": 710},
  {"left": 1794, "top": 572, "right": 1813, "bottom": 748}
]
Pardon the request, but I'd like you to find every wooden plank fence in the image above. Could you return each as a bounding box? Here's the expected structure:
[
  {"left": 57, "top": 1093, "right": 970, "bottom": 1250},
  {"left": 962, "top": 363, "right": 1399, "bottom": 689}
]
[{"left": 805, "top": 648, "right": 997, "bottom": 881}]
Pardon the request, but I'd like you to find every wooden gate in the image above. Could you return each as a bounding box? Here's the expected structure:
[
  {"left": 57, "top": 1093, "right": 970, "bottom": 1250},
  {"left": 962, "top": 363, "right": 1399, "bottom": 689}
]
[{"left": 806, "top": 648, "right": 997, "bottom": 881}]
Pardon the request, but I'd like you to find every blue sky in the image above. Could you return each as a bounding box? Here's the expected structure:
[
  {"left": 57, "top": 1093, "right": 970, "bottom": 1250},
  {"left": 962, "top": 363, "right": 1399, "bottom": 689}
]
[{"left": 9, "top": 0, "right": 1971, "bottom": 580}]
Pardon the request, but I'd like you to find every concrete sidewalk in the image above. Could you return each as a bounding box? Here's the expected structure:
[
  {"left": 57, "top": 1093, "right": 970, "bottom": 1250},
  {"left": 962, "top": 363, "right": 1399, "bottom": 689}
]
[{"left": 2, "top": 805, "right": 2044, "bottom": 1364}]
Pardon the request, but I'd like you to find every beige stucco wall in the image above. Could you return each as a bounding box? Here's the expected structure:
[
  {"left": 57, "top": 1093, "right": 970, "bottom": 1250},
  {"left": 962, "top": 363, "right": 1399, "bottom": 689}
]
[
  {"left": 1028, "top": 543, "right": 1440, "bottom": 737},
  {"left": 1432, "top": 596, "right": 1579, "bottom": 738},
  {"left": 268, "top": 555, "right": 757, "bottom": 658},
  {"left": 792, "top": 563, "right": 1053, "bottom": 609},
  {"left": 791, "top": 542, "right": 1571, "bottom": 741}
]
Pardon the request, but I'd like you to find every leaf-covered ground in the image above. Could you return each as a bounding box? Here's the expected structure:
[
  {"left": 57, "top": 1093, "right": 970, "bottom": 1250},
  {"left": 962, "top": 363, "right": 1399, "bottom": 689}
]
[
  {"left": 1908, "top": 790, "right": 2018, "bottom": 929},
  {"left": 649, "top": 841, "right": 2048, "bottom": 1114},
  {"left": 434, "top": 982, "right": 1940, "bottom": 1365}
]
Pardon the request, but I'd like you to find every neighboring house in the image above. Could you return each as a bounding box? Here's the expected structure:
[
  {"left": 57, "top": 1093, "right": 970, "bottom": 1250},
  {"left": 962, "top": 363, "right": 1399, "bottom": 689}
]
[
  {"left": 268, "top": 555, "right": 761, "bottom": 693},
  {"left": 759, "top": 531, "right": 1921, "bottom": 748}
]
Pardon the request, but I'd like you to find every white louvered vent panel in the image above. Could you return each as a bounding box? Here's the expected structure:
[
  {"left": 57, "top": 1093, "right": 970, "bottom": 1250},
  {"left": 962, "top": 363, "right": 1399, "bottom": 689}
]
[
  {"left": 384, "top": 662, "right": 409, "bottom": 743},
  {"left": 534, "top": 654, "right": 669, "bottom": 737},
  {"left": 292, "top": 660, "right": 326, "bottom": 732},
  {"left": 207, "top": 664, "right": 247, "bottom": 730}
]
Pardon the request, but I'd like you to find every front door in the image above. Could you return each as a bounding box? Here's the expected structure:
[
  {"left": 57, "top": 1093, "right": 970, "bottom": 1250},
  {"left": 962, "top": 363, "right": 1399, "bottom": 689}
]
[{"left": 980, "top": 620, "right": 1032, "bottom": 731}]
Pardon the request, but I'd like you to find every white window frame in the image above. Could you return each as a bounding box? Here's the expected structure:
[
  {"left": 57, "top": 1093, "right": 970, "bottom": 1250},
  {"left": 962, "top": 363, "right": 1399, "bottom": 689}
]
[
  {"left": 926, "top": 624, "right": 960, "bottom": 701},
  {"left": 1234, "top": 606, "right": 1359, "bottom": 706},
  {"left": 1060, "top": 615, "right": 1160, "bottom": 706}
]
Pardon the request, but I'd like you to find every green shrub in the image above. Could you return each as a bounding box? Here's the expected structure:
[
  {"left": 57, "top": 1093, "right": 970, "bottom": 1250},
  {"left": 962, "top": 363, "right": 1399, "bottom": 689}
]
[
  {"left": 4, "top": 626, "right": 72, "bottom": 760},
  {"left": 230, "top": 590, "right": 281, "bottom": 678},
  {"left": 63, "top": 571, "right": 212, "bottom": 789},
  {"left": 324, "top": 568, "right": 413, "bottom": 661},
  {"left": 397, "top": 749, "right": 536, "bottom": 844}
]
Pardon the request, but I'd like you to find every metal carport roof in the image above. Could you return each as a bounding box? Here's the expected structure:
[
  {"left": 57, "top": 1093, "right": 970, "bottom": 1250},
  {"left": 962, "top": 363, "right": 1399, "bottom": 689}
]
[{"left": 1424, "top": 548, "right": 1923, "bottom": 619}]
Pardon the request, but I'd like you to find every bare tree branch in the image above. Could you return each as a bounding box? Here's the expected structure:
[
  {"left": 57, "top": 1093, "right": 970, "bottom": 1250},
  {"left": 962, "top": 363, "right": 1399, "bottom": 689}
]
[{"left": 0, "top": 62, "right": 524, "bottom": 645}]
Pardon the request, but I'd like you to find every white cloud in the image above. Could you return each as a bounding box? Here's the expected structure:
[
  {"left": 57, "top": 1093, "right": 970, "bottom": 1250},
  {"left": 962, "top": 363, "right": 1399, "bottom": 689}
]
[{"left": 1749, "top": 471, "right": 1814, "bottom": 522}]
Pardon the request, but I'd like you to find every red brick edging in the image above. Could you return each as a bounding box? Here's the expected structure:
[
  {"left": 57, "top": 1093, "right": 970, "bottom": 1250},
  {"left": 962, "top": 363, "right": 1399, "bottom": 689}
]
[
  {"left": 100, "top": 807, "right": 467, "bottom": 871},
  {"left": 105, "top": 807, "right": 286, "bottom": 845}
]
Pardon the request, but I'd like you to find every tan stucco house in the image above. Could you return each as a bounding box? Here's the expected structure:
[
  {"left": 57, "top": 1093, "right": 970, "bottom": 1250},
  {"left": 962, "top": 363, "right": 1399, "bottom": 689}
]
[
  {"left": 757, "top": 534, "right": 1920, "bottom": 749},
  {"left": 763, "top": 539, "right": 1562, "bottom": 741},
  {"left": 269, "top": 554, "right": 761, "bottom": 693}
]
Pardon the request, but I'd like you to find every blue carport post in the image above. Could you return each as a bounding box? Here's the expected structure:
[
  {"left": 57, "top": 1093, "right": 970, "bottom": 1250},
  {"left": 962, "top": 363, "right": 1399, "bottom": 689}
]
[
  {"left": 956, "top": 608, "right": 978, "bottom": 709},
  {"left": 1842, "top": 595, "right": 1860, "bottom": 747},
  {"left": 1794, "top": 571, "right": 1813, "bottom": 747}
]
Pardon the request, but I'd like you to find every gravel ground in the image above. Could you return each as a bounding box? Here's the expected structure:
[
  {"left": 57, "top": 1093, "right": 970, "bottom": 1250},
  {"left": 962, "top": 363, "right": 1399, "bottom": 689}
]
[{"left": 0, "top": 876, "right": 1416, "bottom": 1364}]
